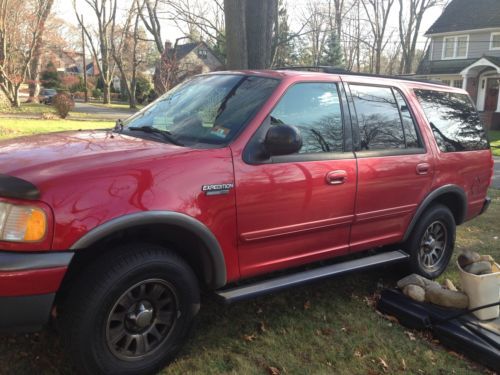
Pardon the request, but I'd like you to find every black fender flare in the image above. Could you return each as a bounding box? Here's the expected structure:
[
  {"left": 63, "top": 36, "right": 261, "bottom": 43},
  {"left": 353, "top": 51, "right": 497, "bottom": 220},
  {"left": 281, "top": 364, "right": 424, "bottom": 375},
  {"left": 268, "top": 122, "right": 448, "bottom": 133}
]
[
  {"left": 403, "top": 185, "right": 467, "bottom": 242},
  {"left": 69, "top": 211, "right": 227, "bottom": 289}
]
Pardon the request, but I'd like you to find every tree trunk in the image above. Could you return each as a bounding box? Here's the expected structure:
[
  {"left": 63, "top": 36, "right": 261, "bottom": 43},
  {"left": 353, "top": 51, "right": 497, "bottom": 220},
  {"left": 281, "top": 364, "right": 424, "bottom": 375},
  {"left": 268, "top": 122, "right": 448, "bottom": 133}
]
[
  {"left": 224, "top": 0, "right": 247, "bottom": 69},
  {"left": 27, "top": 0, "right": 54, "bottom": 103},
  {"left": 103, "top": 83, "right": 111, "bottom": 104}
]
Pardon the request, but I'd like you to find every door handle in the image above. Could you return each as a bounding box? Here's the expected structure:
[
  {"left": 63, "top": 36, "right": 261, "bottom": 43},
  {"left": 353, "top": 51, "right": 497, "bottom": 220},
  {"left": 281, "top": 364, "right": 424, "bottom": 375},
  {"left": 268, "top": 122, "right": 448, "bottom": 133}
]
[
  {"left": 325, "top": 170, "right": 347, "bottom": 185},
  {"left": 416, "top": 163, "right": 430, "bottom": 175}
]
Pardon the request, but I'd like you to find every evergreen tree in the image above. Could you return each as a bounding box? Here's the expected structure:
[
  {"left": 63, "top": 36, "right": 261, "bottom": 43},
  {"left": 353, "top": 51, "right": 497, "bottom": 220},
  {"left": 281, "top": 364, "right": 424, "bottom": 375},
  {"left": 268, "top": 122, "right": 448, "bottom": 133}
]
[
  {"left": 321, "top": 30, "right": 343, "bottom": 67},
  {"left": 272, "top": 0, "right": 293, "bottom": 67}
]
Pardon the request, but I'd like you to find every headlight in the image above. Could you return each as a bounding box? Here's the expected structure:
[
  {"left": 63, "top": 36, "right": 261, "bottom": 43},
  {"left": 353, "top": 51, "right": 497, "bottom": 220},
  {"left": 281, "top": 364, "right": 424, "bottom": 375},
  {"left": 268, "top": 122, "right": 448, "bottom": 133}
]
[{"left": 0, "top": 202, "right": 47, "bottom": 242}]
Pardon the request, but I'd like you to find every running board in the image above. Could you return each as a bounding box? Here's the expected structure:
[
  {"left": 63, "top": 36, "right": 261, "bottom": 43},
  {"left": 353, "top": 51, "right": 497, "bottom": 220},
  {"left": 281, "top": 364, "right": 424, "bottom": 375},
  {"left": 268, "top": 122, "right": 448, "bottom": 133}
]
[{"left": 215, "top": 250, "right": 409, "bottom": 304}]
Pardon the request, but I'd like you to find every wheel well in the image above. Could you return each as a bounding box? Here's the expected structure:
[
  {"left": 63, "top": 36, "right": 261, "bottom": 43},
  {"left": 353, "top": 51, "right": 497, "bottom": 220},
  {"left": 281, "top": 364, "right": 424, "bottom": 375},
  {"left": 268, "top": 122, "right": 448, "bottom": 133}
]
[
  {"left": 433, "top": 192, "right": 465, "bottom": 225},
  {"left": 58, "top": 224, "right": 216, "bottom": 302}
]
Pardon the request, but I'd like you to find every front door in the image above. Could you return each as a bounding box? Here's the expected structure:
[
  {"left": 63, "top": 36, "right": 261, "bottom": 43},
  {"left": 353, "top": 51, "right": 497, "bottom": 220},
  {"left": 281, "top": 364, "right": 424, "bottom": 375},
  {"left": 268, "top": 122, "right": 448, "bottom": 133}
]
[
  {"left": 485, "top": 77, "right": 499, "bottom": 111},
  {"left": 233, "top": 81, "right": 357, "bottom": 278},
  {"left": 344, "top": 81, "right": 434, "bottom": 252}
]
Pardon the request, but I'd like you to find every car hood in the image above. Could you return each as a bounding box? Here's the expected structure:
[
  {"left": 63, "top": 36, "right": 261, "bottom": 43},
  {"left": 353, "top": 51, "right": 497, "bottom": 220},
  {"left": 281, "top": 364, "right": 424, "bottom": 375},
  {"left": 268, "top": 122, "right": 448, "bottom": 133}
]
[{"left": 0, "top": 130, "right": 188, "bottom": 188}]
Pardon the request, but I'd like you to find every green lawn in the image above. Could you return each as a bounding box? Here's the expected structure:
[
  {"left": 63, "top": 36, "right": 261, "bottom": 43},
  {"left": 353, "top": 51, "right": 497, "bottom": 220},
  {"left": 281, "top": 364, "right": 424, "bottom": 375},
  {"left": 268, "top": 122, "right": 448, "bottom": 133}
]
[
  {"left": 490, "top": 130, "right": 500, "bottom": 157},
  {"left": 0, "top": 118, "right": 113, "bottom": 139}
]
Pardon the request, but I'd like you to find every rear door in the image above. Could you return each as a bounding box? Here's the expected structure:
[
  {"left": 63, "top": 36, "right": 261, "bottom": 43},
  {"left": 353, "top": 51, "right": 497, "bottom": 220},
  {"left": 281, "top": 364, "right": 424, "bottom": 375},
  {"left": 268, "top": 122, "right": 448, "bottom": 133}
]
[
  {"left": 344, "top": 80, "right": 434, "bottom": 251},
  {"left": 233, "top": 80, "right": 357, "bottom": 278}
]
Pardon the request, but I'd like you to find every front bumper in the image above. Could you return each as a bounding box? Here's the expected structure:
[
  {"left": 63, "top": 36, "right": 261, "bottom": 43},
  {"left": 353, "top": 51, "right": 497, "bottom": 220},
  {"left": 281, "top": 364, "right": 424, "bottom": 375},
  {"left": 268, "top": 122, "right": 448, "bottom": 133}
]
[{"left": 0, "top": 251, "right": 73, "bottom": 332}]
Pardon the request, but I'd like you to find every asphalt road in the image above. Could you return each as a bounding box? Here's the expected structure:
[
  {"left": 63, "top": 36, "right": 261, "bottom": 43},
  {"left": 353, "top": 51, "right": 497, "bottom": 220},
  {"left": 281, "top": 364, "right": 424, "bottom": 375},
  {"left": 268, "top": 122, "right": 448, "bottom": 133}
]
[
  {"left": 493, "top": 157, "right": 500, "bottom": 189},
  {"left": 72, "top": 102, "right": 139, "bottom": 121}
]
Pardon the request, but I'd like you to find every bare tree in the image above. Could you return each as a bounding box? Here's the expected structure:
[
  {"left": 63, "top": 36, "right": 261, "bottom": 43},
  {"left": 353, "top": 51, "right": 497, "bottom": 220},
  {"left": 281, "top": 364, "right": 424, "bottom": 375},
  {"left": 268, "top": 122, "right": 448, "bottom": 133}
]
[
  {"left": 0, "top": 0, "right": 55, "bottom": 106},
  {"left": 111, "top": 0, "right": 142, "bottom": 108},
  {"left": 139, "top": 0, "right": 164, "bottom": 54},
  {"left": 398, "top": 0, "right": 439, "bottom": 74},
  {"left": 360, "top": 0, "right": 395, "bottom": 74},
  {"left": 27, "top": 0, "right": 54, "bottom": 102},
  {"left": 74, "top": 0, "right": 117, "bottom": 104}
]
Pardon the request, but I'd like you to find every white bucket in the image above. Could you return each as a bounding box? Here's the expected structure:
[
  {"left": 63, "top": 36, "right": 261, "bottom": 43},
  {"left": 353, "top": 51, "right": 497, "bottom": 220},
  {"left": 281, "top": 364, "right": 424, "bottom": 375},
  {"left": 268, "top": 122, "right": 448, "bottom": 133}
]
[{"left": 457, "top": 261, "right": 500, "bottom": 320}]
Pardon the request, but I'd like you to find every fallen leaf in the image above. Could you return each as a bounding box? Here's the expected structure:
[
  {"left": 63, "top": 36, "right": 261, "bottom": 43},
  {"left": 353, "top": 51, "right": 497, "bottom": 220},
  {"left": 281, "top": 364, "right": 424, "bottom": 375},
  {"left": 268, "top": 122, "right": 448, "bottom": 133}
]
[
  {"left": 304, "top": 300, "right": 311, "bottom": 310},
  {"left": 268, "top": 366, "right": 280, "bottom": 375},
  {"left": 405, "top": 331, "right": 416, "bottom": 341},
  {"left": 243, "top": 334, "right": 257, "bottom": 342},
  {"left": 354, "top": 350, "right": 362, "bottom": 358},
  {"left": 259, "top": 321, "right": 267, "bottom": 333},
  {"left": 378, "top": 357, "right": 388, "bottom": 372},
  {"left": 401, "top": 359, "right": 407, "bottom": 371}
]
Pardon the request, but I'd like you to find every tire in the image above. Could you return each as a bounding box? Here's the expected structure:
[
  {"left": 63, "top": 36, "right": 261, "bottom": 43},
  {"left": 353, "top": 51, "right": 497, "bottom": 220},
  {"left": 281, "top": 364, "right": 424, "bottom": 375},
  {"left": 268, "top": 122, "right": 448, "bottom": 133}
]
[
  {"left": 404, "top": 204, "right": 456, "bottom": 279},
  {"left": 61, "top": 243, "right": 200, "bottom": 375}
]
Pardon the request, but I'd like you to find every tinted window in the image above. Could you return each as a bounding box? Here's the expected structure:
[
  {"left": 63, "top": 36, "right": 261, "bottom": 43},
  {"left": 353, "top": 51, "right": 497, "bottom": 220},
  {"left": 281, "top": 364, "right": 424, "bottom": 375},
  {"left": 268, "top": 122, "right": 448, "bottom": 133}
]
[
  {"left": 393, "top": 90, "right": 421, "bottom": 148},
  {"left": 350, "top": 85, "right": 405, "bottom": 150},
  {"left": 124, "top": 74, "right": 279, "bottom": 147},
  {"left": 414, "top": 90, "right": 489, "bottom": 152},
  {"left": 270, "top": 83, "right": 343, "bottom": 154}
]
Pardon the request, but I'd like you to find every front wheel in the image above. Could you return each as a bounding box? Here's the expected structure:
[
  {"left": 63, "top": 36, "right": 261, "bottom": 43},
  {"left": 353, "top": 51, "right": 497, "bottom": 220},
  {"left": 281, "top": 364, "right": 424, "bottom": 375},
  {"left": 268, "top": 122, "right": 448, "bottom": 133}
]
[
  {"left": 404, "top": 204, "right": 456, "bottom": 279},
  {"left": 61, "top": 244, "right": 200, "bottom": 375}
]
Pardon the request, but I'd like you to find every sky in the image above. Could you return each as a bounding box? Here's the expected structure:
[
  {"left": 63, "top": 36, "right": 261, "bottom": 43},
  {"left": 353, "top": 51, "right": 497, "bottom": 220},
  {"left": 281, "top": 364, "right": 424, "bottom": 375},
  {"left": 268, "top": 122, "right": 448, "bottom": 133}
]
[{"left": 57, "top": 0, "right": 445, "bottom": 49}]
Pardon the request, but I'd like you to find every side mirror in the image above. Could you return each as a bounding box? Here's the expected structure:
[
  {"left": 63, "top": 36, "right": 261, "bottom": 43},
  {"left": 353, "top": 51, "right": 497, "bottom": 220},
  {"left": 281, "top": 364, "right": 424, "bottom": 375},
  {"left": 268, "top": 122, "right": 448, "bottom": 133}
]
[{"left": 264, "top": 124, "right": 302, "bottom": 156}]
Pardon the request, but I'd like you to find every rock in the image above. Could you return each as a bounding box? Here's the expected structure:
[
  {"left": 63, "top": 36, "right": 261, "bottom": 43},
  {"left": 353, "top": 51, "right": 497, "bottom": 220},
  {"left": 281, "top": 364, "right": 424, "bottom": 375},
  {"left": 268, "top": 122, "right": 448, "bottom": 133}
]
[
  {"left": 425, "top": 284, "right": 469, "bottom": 309},
  {"left": 479, "top": 255, "right": 495, "bottom": 263},
  {"left": 444, "top": 279, "right": 457, "bottom": 291},
  {"left": 464, "top": 261, "right": 492, "bottom": 275},
  {"left": 458, "top": 250, "right": 481, "bottom": 267},
  {"left": 402, "top": 284, "right": 426, "bottom": 302},
  {"left": 397, "top": 274, "right": 438, "bottom": 290}
]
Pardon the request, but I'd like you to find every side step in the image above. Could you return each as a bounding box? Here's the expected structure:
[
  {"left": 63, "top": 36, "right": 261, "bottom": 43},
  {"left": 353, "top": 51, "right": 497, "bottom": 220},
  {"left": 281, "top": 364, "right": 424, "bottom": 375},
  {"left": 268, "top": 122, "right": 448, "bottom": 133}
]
[{"left": 215, "top": 250, "right": 409, "bottom": 304}]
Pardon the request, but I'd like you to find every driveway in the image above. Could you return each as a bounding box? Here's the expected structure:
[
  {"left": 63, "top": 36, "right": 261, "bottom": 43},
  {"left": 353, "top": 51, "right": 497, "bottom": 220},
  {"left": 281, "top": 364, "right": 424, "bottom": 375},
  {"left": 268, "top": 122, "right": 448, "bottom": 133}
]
[
  {"left": 72, "top": 102, "right": 139, "bottom": 121},
  {"left": 493, "top": 157, "right": 500, "bottom": 189}
]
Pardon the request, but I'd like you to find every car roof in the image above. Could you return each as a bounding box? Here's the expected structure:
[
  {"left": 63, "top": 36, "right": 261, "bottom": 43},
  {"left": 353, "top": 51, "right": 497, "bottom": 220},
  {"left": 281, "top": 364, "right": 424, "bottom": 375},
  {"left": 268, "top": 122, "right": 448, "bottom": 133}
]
[{"left": 204, "top": 69, "right": 468, "bottom": 96}]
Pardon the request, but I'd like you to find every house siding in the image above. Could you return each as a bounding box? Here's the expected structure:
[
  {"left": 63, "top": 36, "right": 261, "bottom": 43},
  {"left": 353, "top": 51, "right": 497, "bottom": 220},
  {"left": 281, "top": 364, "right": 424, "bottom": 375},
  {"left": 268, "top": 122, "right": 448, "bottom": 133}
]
[{"left": 431, "top": 29, "right": 500, "bottom": 60}]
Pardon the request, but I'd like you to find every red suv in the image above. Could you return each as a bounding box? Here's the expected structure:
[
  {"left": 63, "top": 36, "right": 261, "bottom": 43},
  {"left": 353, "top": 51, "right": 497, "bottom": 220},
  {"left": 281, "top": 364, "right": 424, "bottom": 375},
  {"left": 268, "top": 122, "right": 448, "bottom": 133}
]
[{"left": 0, "top": 69, "right": 493, "bottom": 374}]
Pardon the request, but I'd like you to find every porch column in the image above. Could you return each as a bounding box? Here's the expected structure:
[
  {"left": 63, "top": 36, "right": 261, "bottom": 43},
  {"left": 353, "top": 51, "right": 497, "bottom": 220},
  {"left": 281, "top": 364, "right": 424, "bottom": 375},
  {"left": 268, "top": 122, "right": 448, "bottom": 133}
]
[
  {"left": 462, "top": 75, "right": 468, "bottom": 90},
  {"left": 496, "top": 82, "right": 500, "bottom": 112}
]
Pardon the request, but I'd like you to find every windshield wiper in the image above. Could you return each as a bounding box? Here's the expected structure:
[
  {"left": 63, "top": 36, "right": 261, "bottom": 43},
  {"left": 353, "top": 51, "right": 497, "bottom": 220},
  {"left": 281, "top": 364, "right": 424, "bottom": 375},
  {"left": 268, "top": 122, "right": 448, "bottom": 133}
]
[{"left": 128, "top": 126, "right": 184, "bottom": 146}]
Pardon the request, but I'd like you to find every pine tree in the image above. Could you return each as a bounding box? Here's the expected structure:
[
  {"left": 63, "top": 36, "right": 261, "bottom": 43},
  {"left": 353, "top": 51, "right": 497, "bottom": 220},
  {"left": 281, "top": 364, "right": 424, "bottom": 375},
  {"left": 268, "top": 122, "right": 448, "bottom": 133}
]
[
  {"left": 272, "top": 0, "right": 293, "bottom": 67},
  {"left": 321, "top": 30, "right": 343, "bottom": 67}
]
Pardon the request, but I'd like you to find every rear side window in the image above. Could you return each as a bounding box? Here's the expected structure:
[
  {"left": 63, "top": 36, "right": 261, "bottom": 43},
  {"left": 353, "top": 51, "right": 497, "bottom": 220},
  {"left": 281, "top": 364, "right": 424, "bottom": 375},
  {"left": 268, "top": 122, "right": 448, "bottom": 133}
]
[
  {"left": 270, "top": 83, "right": 343, "bottom": 154},
  {"left": 350, "top": 84, "right": 421, "bottom": 151},
  {"left": 414, "top": 89, "right": 489, "bottom": 152}
]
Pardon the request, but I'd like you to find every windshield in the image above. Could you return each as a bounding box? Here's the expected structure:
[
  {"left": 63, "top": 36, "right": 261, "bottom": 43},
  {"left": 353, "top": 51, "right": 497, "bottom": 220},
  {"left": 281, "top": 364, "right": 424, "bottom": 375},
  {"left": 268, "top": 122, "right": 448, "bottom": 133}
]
[{"left": 122, "top": 74, "right": 279, "bottom": 147}]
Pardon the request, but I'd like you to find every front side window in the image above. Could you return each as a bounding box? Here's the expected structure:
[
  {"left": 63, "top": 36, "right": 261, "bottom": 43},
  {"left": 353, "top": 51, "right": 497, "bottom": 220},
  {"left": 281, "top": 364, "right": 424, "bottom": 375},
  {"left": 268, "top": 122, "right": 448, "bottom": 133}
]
[
  {"left": 442, "top": 35, "right": 468, "bottom": 59},
  {"left": 270, "top": 83, "right": 344, "bottom": 154},
  {"left": 414, "top": 89, "right": 489, "bottom": 152},
  {"left": 350, "top": 84, "right": 406, "bottom": 150},
  {"left": 123, "top": 74, "right": 279, "bottom": 147}
]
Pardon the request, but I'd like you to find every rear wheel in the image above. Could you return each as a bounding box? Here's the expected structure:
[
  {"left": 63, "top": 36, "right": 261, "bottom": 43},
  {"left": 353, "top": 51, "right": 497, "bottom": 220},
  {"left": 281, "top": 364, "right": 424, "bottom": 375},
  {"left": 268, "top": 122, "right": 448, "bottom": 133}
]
[
  {"left": 404, "top": 204, "right": 456, "bottom": 279},
  {"left": 61, "top": 244, "right": 200, "bottom": 375}
]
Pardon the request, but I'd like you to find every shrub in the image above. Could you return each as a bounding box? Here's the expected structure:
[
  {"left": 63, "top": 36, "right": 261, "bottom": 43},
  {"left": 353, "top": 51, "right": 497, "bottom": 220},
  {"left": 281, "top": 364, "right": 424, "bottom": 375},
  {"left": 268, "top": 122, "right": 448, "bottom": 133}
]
[
  {"left": 41, "top": 70, "right": 61, "bottom": 89},
  {"left": 92, "top": 88, "right": 102, "bottom": 99},
  {"left": 53, "top": 93, "right": 75, "bottom": 119}
]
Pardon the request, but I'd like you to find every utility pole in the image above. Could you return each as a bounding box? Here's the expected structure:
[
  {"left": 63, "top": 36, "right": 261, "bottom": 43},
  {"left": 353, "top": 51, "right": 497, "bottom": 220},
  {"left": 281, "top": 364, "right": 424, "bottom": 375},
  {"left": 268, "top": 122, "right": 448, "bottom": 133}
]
[{"left": 81, "top": 14, "right": 88, "bottom": 103}]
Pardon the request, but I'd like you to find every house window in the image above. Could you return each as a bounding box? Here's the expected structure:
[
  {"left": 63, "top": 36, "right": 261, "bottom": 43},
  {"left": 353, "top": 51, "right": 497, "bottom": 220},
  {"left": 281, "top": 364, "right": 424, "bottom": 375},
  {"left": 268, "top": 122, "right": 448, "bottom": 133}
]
[
  {"left": 442, "top": 35, "right": 469, "bottom": 59},
  {"left": 490, "top": 32, "right": 500, "bottom": 50},
  {"left": 453, "top": 79, "right": 463, "bottom": 88},
  {"left": 198, "top": 49, "right": 208, "bottom": 59},
  {"left": 441, "top": 79, "right": 451, "bottom": 86}
]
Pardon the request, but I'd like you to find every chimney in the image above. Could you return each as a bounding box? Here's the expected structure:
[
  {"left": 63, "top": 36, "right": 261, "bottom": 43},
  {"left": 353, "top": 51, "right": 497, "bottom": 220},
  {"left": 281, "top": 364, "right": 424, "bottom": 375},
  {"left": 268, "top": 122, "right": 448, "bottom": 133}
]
[{"left": 165, "top": 41, "right": 172, "bottom": 51}]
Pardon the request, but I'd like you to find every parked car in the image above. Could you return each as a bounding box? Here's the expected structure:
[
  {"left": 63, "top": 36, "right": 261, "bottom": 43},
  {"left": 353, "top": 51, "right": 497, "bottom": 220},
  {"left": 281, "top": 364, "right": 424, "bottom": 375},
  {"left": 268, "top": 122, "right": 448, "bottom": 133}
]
[
  {"left": 39, "top": 88, "right": 57, "bottom": 104},
  {"left": 0, "top": 69, "right": 493, "bottom": 374}
]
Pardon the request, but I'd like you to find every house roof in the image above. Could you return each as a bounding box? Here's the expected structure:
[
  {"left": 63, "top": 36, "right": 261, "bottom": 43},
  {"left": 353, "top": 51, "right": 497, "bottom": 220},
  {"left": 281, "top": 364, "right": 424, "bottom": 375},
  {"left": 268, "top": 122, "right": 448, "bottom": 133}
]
[
  {"left": 416, "top": 55, "right": 500, "bottom": 75},
  {"left": 167, "top": 42, "right": 199, "bottom": 60},
  {"left": 425, "top": 0, "right": 500, "bottom": 35}
]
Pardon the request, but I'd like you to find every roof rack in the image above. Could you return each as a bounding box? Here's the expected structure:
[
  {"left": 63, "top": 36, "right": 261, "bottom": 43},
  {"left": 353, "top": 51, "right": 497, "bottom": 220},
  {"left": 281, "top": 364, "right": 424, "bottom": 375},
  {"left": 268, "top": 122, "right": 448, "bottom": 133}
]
[{"left": 272, "top": 65, "right": 448, "bottom": 87}]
